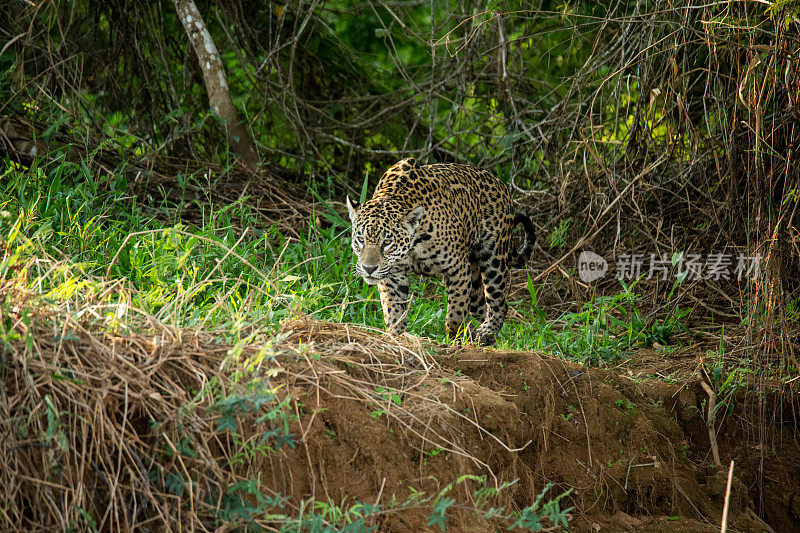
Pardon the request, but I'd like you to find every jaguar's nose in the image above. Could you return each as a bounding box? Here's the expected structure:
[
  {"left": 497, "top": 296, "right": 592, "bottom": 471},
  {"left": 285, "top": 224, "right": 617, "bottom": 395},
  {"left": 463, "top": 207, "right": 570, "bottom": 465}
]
[{"left": 363, "top": 264, "right": 378, "bottom": 275}]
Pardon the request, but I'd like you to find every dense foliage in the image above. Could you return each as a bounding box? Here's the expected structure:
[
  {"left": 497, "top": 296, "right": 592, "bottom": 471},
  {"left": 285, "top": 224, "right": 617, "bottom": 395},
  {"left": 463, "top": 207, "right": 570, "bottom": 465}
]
[{"left": 3, "top": 0, "right": 800, "bottom": 359}]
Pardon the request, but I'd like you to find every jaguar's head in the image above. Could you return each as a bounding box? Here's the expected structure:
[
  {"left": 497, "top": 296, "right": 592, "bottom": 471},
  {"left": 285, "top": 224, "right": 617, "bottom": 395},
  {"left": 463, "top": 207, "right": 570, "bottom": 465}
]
[{"left": 346, "top": 197, "right": 424, "bottom": 285}]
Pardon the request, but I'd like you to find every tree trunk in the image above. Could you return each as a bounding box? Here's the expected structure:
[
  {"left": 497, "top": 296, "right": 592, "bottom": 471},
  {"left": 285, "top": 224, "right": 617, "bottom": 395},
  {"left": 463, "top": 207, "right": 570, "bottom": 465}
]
[{"left": 173, "top": 0, "right": 260, "bottom": 173}]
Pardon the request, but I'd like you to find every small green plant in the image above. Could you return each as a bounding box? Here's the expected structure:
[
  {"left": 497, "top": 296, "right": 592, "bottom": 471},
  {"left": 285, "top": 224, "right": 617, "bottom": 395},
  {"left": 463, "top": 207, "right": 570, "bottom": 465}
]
[
  {"left": 560, "top": 404, "right": 578, "bottom": 421},
  {"left": 546, "top": 218, "right": 572, "bottom": 250},
  {"left": 311, "top": 498, "right": 379, "bottom": 529},
  {"left": 426, "top": 446, "right": 446, "bottom": 457},
  {"left": 681, "top": 444, "right": 690, "bottom": 458},
  {"left": 511, "top": 483, "right": 573, "bottom": 531},
  {"left": 43, "top": 395, "right": 68, "bottom": 454},
  {"left": 68, "top": 505, "right": 98, "bottom": 533},
  {"left": 375, "top": 386, "right": 402, "bottom": 406},
  {"left": 615, "top": 399, "right": 634, "bottom": 410},
  {"left": 427, "top": 497, "right": 456, "bottom": 531},
  {"left": 421, "top": 476, "right": 572, "bottom": 533},
  {"left": 214, "top": 477, "right": 288, "bottom": 526}
]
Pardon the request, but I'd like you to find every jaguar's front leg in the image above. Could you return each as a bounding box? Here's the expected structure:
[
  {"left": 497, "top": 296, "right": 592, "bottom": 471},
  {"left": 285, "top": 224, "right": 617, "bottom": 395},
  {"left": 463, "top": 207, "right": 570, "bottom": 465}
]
[{"left": 378, "top": 267, "right": 410, "bottom": 336}]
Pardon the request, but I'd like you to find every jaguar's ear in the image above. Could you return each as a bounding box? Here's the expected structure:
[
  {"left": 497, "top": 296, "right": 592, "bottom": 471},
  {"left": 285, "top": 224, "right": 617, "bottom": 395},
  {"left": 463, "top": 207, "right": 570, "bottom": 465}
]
[
  {"left": 405, "top": 206, "right": 425, "bottom": 232},
  {"left": 345, "top": 196, "right": 359, "bottom": 223}
]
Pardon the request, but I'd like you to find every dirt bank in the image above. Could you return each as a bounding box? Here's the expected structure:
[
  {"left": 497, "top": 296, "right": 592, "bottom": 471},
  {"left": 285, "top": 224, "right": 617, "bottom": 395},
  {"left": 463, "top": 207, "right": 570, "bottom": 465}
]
[
  {"left": 270, "top": 319, "right": 798, "bottom": 531},
  {"left": 3, "top": 307, "right": 797, "bottom": 531}
]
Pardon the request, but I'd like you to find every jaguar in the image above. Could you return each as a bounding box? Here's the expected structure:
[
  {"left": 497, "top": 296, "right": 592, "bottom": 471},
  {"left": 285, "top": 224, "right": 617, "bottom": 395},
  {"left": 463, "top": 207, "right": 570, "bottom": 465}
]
[{"left": 346, "top": 157, "right": 535, "bottom": 346}]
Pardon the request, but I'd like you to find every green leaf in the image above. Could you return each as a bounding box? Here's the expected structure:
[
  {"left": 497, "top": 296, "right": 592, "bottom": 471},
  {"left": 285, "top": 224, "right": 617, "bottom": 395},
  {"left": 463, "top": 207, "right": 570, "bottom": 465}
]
[
  {"left": 310, "top": 188, "right": 349, "bottom": 228},
  {"left": 359, "top": 172, "right": 370, "bottom": 203},
  {"left": 217, "top": 414, "right": 237, "bottom": 433},
  {"left": 427, "top": 497, "right": 454, "bottom": 532}
]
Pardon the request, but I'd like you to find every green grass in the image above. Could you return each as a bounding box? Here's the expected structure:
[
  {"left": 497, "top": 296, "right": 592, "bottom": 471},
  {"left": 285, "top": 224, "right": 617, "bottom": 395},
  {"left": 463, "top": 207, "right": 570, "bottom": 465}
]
[
  {"left": 503, "top": 275, "right": 691, "bottom": 365},
  {"left": 1, "top": 156, "right": 690, "bottom": 364}
]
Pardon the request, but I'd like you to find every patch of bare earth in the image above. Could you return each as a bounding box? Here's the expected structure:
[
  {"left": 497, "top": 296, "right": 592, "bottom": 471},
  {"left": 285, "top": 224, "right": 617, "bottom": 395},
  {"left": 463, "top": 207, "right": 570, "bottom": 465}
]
[
  {"left": 271, "top": 319, "right": 797, "bottom": 532},
  {"left": 2, "top": 287, "right": 798, "bottom": 531}
]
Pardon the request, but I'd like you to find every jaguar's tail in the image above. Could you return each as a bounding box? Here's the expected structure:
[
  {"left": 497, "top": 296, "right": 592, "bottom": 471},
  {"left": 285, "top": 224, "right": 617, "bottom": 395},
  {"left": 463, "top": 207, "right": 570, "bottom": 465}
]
[{"left": 510, "top": 210, "right": 536, "bottom": 268}]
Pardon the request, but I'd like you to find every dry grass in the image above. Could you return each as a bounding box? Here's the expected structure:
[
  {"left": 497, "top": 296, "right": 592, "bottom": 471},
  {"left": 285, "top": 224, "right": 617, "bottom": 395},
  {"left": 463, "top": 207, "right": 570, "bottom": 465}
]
[
  {"left": 2, "top": 275, "right": 231, "bottom": 529},
  {"left": 0, "top": 265, "right": 539, "bottom": 530}
]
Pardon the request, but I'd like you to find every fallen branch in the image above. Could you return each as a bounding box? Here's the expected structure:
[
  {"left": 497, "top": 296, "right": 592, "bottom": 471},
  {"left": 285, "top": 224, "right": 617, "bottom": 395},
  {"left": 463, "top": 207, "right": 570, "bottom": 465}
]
[{"left": 699, "top": 380, "right": 722, "bottom": 467}]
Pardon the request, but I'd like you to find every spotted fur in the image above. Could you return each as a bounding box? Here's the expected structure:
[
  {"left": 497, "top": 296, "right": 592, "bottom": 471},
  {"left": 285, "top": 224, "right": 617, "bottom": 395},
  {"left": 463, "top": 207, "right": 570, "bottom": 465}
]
[{"left": 346, "top": 158, "right": 535, "bottom": 346}]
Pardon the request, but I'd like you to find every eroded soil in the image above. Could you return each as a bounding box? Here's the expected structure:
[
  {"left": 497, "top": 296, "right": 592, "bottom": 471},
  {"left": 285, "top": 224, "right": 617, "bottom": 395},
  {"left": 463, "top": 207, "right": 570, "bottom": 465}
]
[
  {"left": 270, "top": 320, "right": 800, "bottom": 532},
  {"left": 5, "top": 309, "right": 797, "bottom": 531}
]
